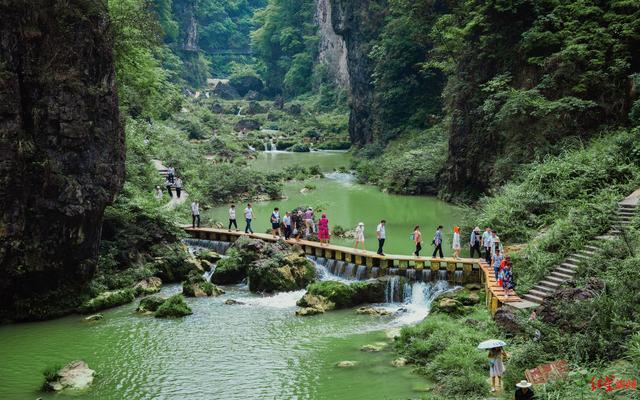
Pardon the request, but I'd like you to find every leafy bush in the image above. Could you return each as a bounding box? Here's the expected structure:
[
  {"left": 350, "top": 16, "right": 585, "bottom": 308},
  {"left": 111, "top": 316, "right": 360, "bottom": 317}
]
[
  {"left": 137, "top": 295, "right": 166, "bottom": 313},
  {"left": 79, "top": 289, "right": 136, "bottom": 313},
  {"left": 154, "top": 294, "right": 192, "bottom": 318},
  {"left": 289, "top": 143, "right": 310, "bottom": 152}
]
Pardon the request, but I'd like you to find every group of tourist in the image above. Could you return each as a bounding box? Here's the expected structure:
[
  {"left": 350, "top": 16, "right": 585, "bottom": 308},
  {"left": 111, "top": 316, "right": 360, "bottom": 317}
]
[{"left": 155, "top": 166, "right": 184, "bottom": 199}]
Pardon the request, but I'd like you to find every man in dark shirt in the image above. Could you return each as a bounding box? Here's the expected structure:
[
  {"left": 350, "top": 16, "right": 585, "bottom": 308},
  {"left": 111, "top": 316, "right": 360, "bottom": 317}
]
[{"left": 514, "top": 380, "right": 535, "bottom": 399}]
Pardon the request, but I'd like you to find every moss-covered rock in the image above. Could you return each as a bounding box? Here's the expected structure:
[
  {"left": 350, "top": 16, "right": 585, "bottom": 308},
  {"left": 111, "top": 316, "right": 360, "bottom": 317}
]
[
  {"left": 79, "top": 288, "right": 135, "bottom": 313},
  {"left": 133, "top": 277, "right": 162, "bottom": 296},
  {"left": 136, "top": 295, "right": 167, "bottom": 313},
  {"left": 431, "top": 298, "right": 465, "bottom": 315},
  {"left": 182, "top": 270, "right": 225, "bottom": 297},
  {"left": 295, "top": 293, "right": 335, "bottom": 316},
  {"left": 154, "top": 294, "right": 192, "bottom": 318},
  {"left": 211, "top": 249, "right": 248, "bottom": 284},
  {"left": 304, "top": 280, "right": 385, "bottom": 309}
]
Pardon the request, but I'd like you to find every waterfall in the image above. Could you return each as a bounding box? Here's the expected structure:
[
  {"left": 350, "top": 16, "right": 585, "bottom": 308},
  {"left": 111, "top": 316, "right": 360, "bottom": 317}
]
[
  {"left": 203, "top": 268, "right": 215, "bottom": 283},
  {"left": 316, "top": 257, "right": 327, "bottom": 266},
  {"left": 355, "top": 265, "right": 367, "bottom": 280},
  {"left": 323, "top": 171, "right": 356, "bottom": 185},
  {"left": 342, "top": 263, "right": 355, "bottom": 279},
  {"left": 182, "top": 238, "right": 230, "bottom": 255},
  {"left": 370, "top": 267, "right": 380, "bottom": 278},
  {"left": 336, "top": 261, "right": 346, "bottom": 277},
  {"left": 392, "top": 280, "right": 453, "bottom": 326},
  {"left": 385, "top": 276, "right": 401, "bottom": 303},
  {"left": 237, "top": 107, "right": 242, "bottom": 116},
  {"left": 422, "top": 269, "right": 432, "bottom": 282},
  {"left": 263, "top": 141, "right": 269, "bottom": 151},
  {"left": 247, "top": 145, "right": 255, "bottom": 152},
  {"left": 306, "top": 255, "right": 316, "bottom": 262},
  {"left": 326, "top": 259, "right": 337, "bottom": 275},
  {"left": 403, "top": 282, "right": 413, "bottom": 303},
  {"left": 406, "top": 269, "right": 416, "bottom": 280},
  {"left": 454, "top": 270, "right": 463, "bottom": 284},
  {"left": 438, "top": 270, "right": 448, "bottom": 281},
  {"left": 415, "top": 269, "right": 422, "bottom": 281}
]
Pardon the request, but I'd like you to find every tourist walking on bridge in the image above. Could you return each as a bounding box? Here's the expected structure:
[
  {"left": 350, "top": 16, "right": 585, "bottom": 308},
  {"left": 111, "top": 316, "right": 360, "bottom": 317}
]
[
  {"left": 470, "top": 227, "right": 482, "bottom": 258},
  {"left": 283, "top": 212, "right": 292, "bottom": 240},
  {"left": 492, "top": 248, "right": 504, "bottom": 281},
  {"left": 228, "top": 204, "right": 237, "bottom": 231},
  {"left": 303, "top": 208, "right": 314, "bottom": 238},
  {"left": 354, "top": 222, "right": 365, "bottom": 251},
  {"left": 165, "top": 177, "right": 173, "bottom": 198},
  {"left": 271, "top": 207, "right": 281, "bottom": 238},
  {"left": 191, "top": 201, "right": 200, "bottom": 228},
  {"left": 413, "top": 225, "right": 422, "bottom": 257},
  {"left": 432, "top": 225, "right": 444, "bottom": 258},
  {"left": 244, "top": 203, "right": 254, "bottom": 234},
  {"left": 482, "top": 227, "right": 493, "bottom": 263},
  {"left": 167, "top": 166, "right": 175, "bottom": 183},
  {"left": 452, "top": 226, "right": 461, "bottom": 258},
  {"left": 376, "top": 220, "right": 386, "bottom": 256},
  {"left": 318, "top": 213, "right": 329, "bottom": 245}
]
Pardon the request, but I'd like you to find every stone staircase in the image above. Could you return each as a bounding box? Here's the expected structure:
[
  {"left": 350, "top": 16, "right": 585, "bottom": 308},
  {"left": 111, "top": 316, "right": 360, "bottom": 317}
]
[{"left": 521, "top": 201, "right": 637, "bottom": 305}]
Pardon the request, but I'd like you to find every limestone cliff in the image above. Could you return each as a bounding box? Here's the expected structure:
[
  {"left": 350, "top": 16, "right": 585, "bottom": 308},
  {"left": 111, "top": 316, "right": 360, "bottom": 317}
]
[
  {"left": 330, "top": 0, "right": 387, "bottom": 145},
  {"left": 0, "top": 0, "right": 125, "bottom": 321},
  {"left": 315, "top": 0, "right": 349, "bottom": 89}
]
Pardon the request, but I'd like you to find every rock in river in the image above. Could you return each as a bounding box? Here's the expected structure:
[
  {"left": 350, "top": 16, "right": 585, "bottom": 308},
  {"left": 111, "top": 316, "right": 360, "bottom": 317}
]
[
  {"left": 336, "top": 361, "right": 357, "bottom": 368},
  {"left": 43, "top": 361, "right": 95, "bottom": 392}
]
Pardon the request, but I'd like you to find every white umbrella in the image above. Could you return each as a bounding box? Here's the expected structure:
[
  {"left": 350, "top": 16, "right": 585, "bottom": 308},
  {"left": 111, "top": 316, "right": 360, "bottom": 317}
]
[{"left": 477, "top": 339, "right": 507, "bottom": 350}]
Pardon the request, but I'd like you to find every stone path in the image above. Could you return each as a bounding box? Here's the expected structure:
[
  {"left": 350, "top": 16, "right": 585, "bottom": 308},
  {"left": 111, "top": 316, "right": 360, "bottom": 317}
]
[
  {"left": 152, "top": 159, "right": 188, "bottom": 209},
  {"left": 521, "top": 193, "right": 638, "bottom": 305}
]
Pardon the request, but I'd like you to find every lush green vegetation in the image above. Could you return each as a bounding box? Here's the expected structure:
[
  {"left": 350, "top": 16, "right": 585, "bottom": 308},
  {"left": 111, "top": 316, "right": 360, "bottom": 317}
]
[{"left": 154, "top": 294, "right": 193, "bottom": 318}]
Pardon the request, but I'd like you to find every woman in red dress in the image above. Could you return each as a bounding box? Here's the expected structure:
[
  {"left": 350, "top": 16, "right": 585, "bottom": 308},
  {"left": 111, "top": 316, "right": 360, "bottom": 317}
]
[{"left": 318, "top": 213, "right": 330, "bottom": 245}]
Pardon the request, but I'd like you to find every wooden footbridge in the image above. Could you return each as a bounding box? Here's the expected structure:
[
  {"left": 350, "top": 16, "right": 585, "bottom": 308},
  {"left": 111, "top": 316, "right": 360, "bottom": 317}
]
[{"left": 184, "top": 227, "right": 527, "bottom": 314}]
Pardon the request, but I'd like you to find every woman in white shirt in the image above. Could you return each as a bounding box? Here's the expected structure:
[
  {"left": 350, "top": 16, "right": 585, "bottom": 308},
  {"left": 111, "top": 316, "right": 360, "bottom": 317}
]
[{"left": 354, "top": 222, "right": 365, "bottom": 251}]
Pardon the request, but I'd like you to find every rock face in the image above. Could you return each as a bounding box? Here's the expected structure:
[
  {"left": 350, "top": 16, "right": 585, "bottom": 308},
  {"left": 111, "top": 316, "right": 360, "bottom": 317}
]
[
  {"left": 330, "top": 0, "right": 386, "bottom": 145},
  {"left": 0, "top": 1, "right": 125, "bottom": 321},
  {"left": 43, "top": 360, "right": 95, "bottom": 392},
  {"left": 315, "top": 0, "right": 350, "bottom": 88},
  {"left": 134, "top": 277, "right": 162, "bottom": 296},
  {"left": 233, "top": 119, "right": 261, "bottom": 132}
]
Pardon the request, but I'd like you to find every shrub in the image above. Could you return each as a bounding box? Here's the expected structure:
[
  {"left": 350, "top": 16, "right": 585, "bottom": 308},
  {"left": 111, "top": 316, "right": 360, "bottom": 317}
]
[
  {"left": 289, "top": 143, "right": 310, "bottom": 152},
  {"left": 79, "top": 288, "right": 136, "bottom": 313},
  {"left": 137, "top": 295, "right": 166, "bottom": 312},
  {"left": 154, "top": 294, "right": 192, "bottom": 318}
]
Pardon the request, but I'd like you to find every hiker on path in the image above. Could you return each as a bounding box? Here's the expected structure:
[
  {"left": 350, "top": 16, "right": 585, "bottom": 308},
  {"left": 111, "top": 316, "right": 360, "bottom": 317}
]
[
  {"left": 492, "top": 248, "right": 504, "bottom": 281},
  {"left": 283, "top": 212, "right": 292, "bottom": 240},
  {"left": 292, "top": 210, "right": 303, "bottom": 241},
  {"left": 482, "top": 227, "right": 493, "bottom": 263},
  {"left": 318, "top": 213, "right": 329, "bottom": 245},
  {"left": 413, "top": 225, "right": 423, "bottom": 257},
  {"left": 376, "top": 220, "right": 386, "bottom": 256},
  {"left": 175, "top": 177, "right": 183, "bottom": 198},
  {"left": 452, "top": 226, "right": 461, "bottom": 258},
  {"left": 501, "top": 258, "right": 515, "bottom": 298},
  {"left": 488, "top": 346, "right": 507, "bottom": 392},
  {"left": 155, "top": 186, "right": 163, "bottom": 200},
  {"left": 491, "top": 230, "right": 503, "bottom": 256},
  {"left": 354, "top": 222, "right": 365, "bottom": 251},
  {"left": 271, "top": 207, "right": 281, "bottom": 238},
  {"left": 432, "top": 225, "right": 444, "bottom": 258},
  {"left": 167, "top": 166, "right": 175, "bottom": 183},
  {"left": 244, "top": 203, "right": 254, "bottom": 234},
  {"left": 165, "top": 177, "right": 173, "bottom": 198},
  {"left": 514, "top": 380, "right": 535, "bottom": 400},
  {"left": 470, "top": 226, "right": 482, "bottom": 258},
  {"left": 228, "top": 204, "right": 237, "bottom": 231},
  {"left": 191, "top": 201, "right": 200, "bottom": 228}
]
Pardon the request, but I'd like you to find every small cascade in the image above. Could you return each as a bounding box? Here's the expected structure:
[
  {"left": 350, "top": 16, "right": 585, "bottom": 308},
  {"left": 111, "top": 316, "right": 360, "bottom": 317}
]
[
  {"left": 415, "top": 269, "right": 422, "bottom": 281},
  {"left": 316, "top": 257, "right": 327, "bottom": 266},
  {"left": 454, "top": 270, "right": 463, "bottom": 285},
  {"left": 326, "top": 259, "right": 337, "bottom": 275},
  {"left": 388, "top": 268, "right": 399, "bottom": 276},
  {"left": 263, "top": 141, "right": 269, "bottom": 151},
  {"left": 247, "top": 145, "right": 256, "bottom": 152},
  {"left": 182, "top": 238, "right": 230, "bottom": 255},
  {"left": 403, "top": 282, "right": 413, "bottom": 303},
  {"left": 406, "top": 269, "right": 416, "bottom": 280},
  {"left": 335, "top": 261, "right": 346, "bottom": 277},
  {"left": 385, "top": 276, "right": 401, "bottom": 303},
  {"left": 355, "top": 265, "right": 368, "bottom": 280},
  {"left": 422, "top": 269, "right": 432, "bottom": 282},
  {"left": 203, "top": 268, "right": 215, "bottom": 283},
  {"left": 237, "top": 107, "right": 242, "bottom": 116},
  {"left": 392, "top": 280, "right": 454, "bottom": 325},
  {"left": 370, "top": 267, "right": 380, "bottom": 278},
  {"left": 343, "top": 263, "right": 356, "bottom": 279},
  {"left": 438, "top": 270, "right": 448, "bottom": 281},
  {"left": 306, "top": 255, "right": 316, "bottom": 262}
]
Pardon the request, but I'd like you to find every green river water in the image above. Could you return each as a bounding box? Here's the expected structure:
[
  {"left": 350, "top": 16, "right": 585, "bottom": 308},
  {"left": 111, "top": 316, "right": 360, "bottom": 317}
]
[{"left": 0, "top": 151, "right": 465, "bottom": 400}]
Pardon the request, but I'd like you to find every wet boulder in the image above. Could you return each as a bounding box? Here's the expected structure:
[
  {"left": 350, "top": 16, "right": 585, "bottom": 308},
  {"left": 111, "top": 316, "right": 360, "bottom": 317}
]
[
  {"left": 303, "top": 280, "right": 385, "bottom": 309},
  {"left": 431, "top": 298, "right": 465, "bottom": 315},
  {"left": 83, "top": 314, "right": 103, "bottom": 322},
  {"left": 296, "top": 307, "right": 324, "bottom": 316},
  {"left": 248, "top": 253, "right": 316, "bottom": 293},
  {"left": 296, "top": 293, "right": 335, "bottom": 316},
  {"left": 246, "top": 101, "right": 267, "bottom": 115},
  {"left": 42, "top": 361, "right": 95, "bottom": 392},
  {"left": 224, "top": 299, "right": 245, "bottom": 305},
  {"left": 391, "top": 357, "right": 408, "bottom": 367},
  {"left": 182, "top": 271, "right": 225, "bottom": 297},
  {"left": 355, "top": 306, "right": 391, "bottom": 316},
  {"left": 336, "top": 361, "right": 357, "bottom": 368}
]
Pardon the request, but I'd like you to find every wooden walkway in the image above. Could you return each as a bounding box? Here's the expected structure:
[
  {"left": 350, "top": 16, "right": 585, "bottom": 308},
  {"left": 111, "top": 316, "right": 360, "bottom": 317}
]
[{"left": 184, "top": 227, "right": 531, "bottom": 314}]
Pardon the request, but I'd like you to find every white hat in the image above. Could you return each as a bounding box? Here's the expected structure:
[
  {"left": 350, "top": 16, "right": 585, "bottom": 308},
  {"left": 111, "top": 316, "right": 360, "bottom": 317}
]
[
  {"left": 474, "top": 226, "right": 481, "bottom": 232},
  {"left": 358, "top": 222, "right": 364, "bottom": 226},
  {"left": 516, "top": 380, "right": 532, "bottom": 388}
]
